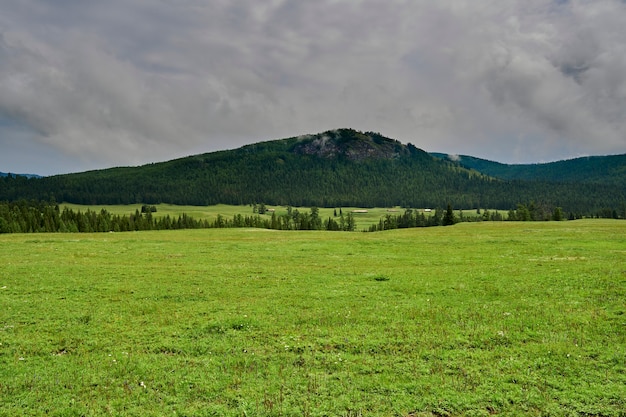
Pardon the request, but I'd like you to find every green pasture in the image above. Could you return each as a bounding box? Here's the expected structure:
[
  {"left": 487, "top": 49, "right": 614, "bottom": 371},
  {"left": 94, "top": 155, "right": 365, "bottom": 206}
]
[
  {"left": 60, "top": 203, "right": 494, "bottom": 231},
  {"left": 1, "top": 220, "right": 625, "bottom": 416},
  {"left": 60, "top": 203, "right": 412, "bottom": 229}
]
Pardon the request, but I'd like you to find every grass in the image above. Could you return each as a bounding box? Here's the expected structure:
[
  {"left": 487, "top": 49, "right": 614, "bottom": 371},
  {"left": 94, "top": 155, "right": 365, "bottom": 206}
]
[
  {"left": 1, "top": 220, "right": 625, "bottom": 416},
  {"left": 59, "top": 203, "right": 439, "bottom": 230}
]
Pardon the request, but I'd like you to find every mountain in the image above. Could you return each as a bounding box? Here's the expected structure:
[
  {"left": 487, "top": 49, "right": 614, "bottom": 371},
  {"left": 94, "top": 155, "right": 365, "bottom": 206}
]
[
  {"left": 430, "top": 153, "right": 626, "bottom": 185},
  {"left": 0, "top": 172, "right": 42, "bottom": 179},
  {"left": 1, "top": 129, "right": 624, "bottom": 215}
]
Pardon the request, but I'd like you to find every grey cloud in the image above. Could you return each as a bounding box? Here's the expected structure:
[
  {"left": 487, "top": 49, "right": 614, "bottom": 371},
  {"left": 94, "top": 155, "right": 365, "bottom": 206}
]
[{"left": 1, "top": 0, "right": 626, "bottom": 175}]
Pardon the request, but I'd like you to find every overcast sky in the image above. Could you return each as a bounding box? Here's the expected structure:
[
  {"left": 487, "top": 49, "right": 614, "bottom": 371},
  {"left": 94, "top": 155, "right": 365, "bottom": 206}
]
[{"left": 1, "top": 0, "right": 626, "bottom": 175}]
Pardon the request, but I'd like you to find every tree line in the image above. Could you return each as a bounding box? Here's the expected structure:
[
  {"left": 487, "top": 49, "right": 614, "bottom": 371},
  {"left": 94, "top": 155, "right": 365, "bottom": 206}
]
[
  {"left": 3, "top": 200, "right": 623, "bottom": 235},
  {"left": 367, "top": 201, "right": 623, "bottom": 232},
  {"left": 0, "top": 201, "right": 205, "bottom": 233},
  {"left": 0, "top": 201, "right": 356, "bottom": 234}
]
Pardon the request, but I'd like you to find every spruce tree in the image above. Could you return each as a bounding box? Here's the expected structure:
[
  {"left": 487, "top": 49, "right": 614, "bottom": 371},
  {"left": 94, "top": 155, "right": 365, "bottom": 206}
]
[{"left": 443, "top": 203, "right": 455, "bottom": 226}]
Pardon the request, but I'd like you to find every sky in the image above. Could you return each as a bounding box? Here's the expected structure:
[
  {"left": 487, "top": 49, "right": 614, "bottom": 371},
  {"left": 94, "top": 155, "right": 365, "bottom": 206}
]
[{"left": 1, "top": 0, "right": 626, "bottom": 176}]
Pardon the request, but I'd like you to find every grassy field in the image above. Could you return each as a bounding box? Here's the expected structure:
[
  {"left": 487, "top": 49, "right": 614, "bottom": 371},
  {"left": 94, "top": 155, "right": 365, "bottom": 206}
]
[
  {"left": 60, "top": 203, "right": 478, "bottom": 231},
  {"left": 0, "top": 220, "right": 624, "bottom": 416}
]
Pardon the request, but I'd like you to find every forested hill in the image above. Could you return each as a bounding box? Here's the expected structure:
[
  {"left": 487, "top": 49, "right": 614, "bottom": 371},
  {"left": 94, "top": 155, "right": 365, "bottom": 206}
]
[
  {"left": 430, "top": 152, "right": 626, "bottom": 185},
  {"left": 0, "top": 128, "right": 624, "bottom": 215}
]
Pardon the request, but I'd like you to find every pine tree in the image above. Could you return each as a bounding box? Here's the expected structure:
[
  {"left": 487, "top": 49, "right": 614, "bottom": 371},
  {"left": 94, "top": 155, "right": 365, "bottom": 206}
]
[
  {"left": 443, "top": 204, "right": 455, "bottom": 226},
  {"left": 552, "top": 207, "right": 563, "bottom": 221}
]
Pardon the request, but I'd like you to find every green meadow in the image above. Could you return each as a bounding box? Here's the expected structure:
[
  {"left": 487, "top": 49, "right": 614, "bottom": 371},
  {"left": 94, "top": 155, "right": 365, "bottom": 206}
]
[
  {"left": 1, "top": 220, "right": 625, "bottom": 416},
  {"left": 59, "top": 203, "right": 446, "bottom": 230}
]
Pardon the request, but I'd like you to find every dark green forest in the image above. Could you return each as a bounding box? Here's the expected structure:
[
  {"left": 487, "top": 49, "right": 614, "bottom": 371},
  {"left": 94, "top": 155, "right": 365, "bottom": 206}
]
[{"left": 1, "top": 129, "right": 625, "bottom": 217}]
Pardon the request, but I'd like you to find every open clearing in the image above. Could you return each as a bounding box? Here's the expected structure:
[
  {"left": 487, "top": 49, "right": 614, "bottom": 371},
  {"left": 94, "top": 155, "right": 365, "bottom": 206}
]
[
  {"left": 59, "top": 203, "right": 475, "bottom": 230},
  {"left": 1, "top": 220, "right": 625, "bottom": 416}
]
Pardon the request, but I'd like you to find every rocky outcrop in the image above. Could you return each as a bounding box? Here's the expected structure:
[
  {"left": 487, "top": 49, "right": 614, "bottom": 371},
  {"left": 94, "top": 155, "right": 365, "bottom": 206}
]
[{"left": 291, "top": 128, "right": 409, "bottom": 161}]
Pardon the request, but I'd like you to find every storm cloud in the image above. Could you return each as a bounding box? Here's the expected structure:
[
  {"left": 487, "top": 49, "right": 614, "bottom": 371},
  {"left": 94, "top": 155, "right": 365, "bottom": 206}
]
[{"left": 1, "top": 0, "right": 625, "bottom": 175}]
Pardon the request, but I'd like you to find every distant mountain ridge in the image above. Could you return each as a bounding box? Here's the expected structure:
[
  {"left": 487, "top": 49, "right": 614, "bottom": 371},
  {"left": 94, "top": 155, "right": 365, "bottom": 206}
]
[
  {"left": 0, "top": 172, "right": 42, "bottom": 179},
  {"left": 429, "top": 152, "right": 626, "bottom": 185},
  {"left": 1, "top": 129, "right": 625, "bottom": 215}
]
